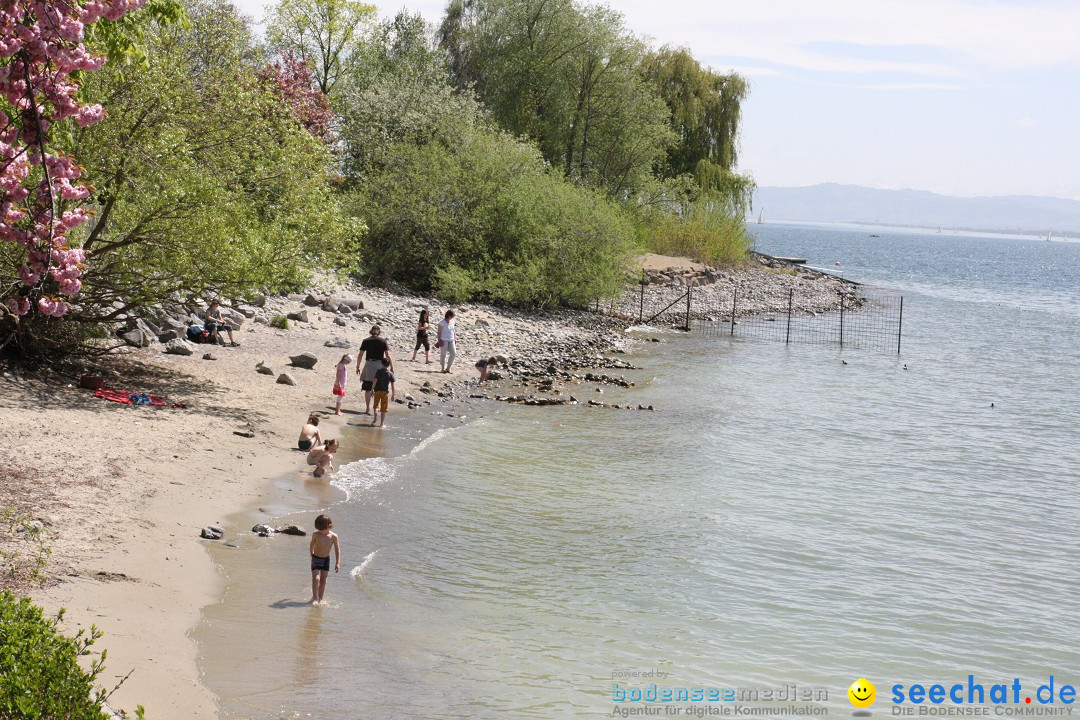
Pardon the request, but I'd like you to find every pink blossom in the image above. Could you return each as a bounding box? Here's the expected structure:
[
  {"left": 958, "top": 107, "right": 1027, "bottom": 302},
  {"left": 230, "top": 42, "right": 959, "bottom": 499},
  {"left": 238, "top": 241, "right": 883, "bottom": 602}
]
[
  {"left": 1, "top": 0, "right": 144, "bottom": 321},
  {"left": 37, "top": 296, "right": 67, "bottom": 317},
  {"left": 58, "top": 277, "right": 81, "bottom": 295},
  {"left": 6, "top": 297, "right": 30, "bottom": 316},
  {"left": 74, "top": 104, "right": 104, "bottom": 127},
  {"left": 19, "top": 266, "right": 40, "bottom": 286}
]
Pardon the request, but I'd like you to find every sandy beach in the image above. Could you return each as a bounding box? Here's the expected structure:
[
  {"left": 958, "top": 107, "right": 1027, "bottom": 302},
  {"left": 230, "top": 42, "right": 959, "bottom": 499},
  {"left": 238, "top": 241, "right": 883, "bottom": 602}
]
[
  {"left": 0, "top": 279, "right": 628, "bottom": 717},
  {"left": 0, "top": 259, "right": 849, "bottom": 717}
]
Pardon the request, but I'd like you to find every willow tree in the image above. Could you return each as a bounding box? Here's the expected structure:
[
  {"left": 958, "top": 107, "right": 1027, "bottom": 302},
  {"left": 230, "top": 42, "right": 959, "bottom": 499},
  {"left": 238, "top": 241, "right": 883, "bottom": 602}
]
[
  {"left": 437, "top": 0, "right": 672, "bottom": 197},
  {"left": 641, "top": 46, "right": 753, "bottom": 214}
]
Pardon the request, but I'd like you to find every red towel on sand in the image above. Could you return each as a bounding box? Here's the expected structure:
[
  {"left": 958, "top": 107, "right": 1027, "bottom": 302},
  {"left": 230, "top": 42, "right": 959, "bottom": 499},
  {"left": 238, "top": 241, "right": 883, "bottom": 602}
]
[{"left": 94, "top": 387, "right": 166, "bottom": 407}]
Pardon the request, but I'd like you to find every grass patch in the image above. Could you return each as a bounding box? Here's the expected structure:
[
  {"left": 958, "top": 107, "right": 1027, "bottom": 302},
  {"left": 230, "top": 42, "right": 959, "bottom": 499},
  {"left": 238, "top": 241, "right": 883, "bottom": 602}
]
[{"left": 646, "top": 201, "right": 751, "bottom": 266}]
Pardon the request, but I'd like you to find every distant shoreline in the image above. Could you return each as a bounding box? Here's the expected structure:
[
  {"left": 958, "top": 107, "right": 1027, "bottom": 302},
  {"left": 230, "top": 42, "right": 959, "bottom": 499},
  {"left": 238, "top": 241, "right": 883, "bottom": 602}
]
[{"left": 752, "top": 219, "right": 1077, "bottom": 242}]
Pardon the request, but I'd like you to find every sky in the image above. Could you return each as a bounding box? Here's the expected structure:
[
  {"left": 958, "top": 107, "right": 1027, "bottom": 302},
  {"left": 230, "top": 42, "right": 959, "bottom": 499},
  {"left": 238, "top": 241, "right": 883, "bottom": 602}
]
[{"left": 233, "top": 0, "right": 1080, "bottom": 200}]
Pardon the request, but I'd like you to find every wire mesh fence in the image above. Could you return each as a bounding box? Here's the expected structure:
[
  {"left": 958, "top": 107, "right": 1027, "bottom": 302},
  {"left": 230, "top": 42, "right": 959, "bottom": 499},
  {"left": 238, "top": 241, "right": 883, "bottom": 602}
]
[{"left": 597, "top": 272, "right": 904, "bottom": 354}]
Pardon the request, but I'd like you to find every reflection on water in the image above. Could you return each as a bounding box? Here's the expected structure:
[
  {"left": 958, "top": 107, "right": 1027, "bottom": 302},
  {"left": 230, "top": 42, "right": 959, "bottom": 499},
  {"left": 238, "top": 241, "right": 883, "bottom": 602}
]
[{"left": 294, "top": 608, "right": 322, "bottom": 689}]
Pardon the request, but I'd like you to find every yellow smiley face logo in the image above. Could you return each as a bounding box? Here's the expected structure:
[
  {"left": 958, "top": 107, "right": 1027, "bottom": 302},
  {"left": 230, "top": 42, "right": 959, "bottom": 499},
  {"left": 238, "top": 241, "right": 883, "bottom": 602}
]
[{"left": 848, "top": 679, "right": 876, "bottom": 708}]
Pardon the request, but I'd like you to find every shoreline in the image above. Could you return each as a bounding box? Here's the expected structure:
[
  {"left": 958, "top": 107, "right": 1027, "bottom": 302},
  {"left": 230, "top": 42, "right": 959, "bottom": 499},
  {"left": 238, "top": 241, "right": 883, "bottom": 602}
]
[{"left": 0, "top": 257, "right": 855, "bottom": 718}]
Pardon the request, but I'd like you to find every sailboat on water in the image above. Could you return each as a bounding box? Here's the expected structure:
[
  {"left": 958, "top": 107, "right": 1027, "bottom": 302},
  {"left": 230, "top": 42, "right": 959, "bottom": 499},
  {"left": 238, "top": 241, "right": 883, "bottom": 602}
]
[
  {"left": 1047, "top": 230, "right": 1053, "bottom": 242},
  {"left": 757, "top": 209, "right": 764, "bottom": 224}
]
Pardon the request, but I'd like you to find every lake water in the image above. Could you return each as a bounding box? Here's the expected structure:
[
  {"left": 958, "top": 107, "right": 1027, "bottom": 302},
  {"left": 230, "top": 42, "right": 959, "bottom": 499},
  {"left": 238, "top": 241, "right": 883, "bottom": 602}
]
[{"left": 198, "top": 224, "right": 1080, "bottom": 719}]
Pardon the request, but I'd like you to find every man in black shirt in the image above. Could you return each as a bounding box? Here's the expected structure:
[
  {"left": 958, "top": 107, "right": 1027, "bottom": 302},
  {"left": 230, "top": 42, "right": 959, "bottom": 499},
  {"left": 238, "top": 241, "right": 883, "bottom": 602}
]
[{"left": 356, "top": 325, "right": 393, "bottom": 415}]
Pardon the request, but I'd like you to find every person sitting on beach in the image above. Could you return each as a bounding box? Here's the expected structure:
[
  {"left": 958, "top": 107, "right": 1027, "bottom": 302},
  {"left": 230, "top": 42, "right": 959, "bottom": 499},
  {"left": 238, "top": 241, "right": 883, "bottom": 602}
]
[
  {"left": 307, "top": 439, "right": 339, "bottom": 477},
  {"left": 356, "top": 325, "right": 393, "bottom": 415},
  {"left": 309, "top": 513, "right": 340, "bottom": 605},
  {"left": 475, "top": 356, "right": 497, "bottom": 383},
  {"left": 298, "top": 415, "right": 322, "bottom": 451},
  {"left": 204, "top": 299, "right": 239, "bottom": 346}
]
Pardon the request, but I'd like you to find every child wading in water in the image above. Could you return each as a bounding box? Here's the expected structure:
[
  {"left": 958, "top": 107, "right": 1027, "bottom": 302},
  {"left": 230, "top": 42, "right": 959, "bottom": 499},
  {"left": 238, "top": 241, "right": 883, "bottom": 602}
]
[
  {"left": 371, "top": 358, "right": 395, "bottom": 428},
  {"left": 309, "top": 514, "right": 340, "bottom": 605},
  {"left": 333, "top": 354, "right": 352, "bottom": 415}
]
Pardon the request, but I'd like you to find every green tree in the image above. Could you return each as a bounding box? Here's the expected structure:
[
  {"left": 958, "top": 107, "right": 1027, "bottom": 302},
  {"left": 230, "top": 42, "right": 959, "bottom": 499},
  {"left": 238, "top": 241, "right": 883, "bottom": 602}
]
[
  {"left": 640, "top": 46, "right": 753, "bottom": 215},
  {"left": 64, "top": 0, "right": 359, "bottom": 328},
  {"left": 265, "top": 0, "right": 378, "bottom": 97},
  {"left": 338, "top": 11, "right": 482, "bottom": 181},
  {"left": 438, "top": 0, "right": 672, "bottom": 197}
]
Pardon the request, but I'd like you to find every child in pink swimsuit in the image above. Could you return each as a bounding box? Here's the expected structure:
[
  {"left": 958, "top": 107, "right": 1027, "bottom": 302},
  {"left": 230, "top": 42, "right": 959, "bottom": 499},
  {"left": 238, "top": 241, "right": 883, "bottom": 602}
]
[{"left": 333, "top": 354, "right": 352, "bottom": 415}]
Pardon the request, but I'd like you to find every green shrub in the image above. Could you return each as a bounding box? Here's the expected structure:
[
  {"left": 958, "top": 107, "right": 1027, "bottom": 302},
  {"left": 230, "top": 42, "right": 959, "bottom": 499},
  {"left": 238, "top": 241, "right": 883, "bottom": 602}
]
[
  {"left": 0, "top": 508, "right": 50, "bottom": 590},
  {"left": 646, "top": 200, "right": 751, "bottom": 266},
  {"left": 270, "top": 315, "right": 289, "bottom": 330},
  {"left": 0, "top": 592, "right": 143, "bottom": 720}
]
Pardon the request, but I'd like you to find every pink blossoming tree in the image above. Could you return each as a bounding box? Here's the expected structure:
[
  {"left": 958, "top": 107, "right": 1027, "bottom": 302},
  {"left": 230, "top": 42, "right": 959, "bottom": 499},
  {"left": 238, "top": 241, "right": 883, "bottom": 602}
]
[
  {"left": 1, "top": 0, "right": 146, "bottom": 337},
  {"left": 259, "top": 52, "right": 334, "bottom": 143}
]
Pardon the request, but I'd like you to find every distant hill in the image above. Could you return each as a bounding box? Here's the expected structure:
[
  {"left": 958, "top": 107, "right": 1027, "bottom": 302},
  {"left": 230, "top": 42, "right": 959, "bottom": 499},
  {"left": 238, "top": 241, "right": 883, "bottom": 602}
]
[{"left": 752, "top": 184, "right": 1080, "bottom": 235}]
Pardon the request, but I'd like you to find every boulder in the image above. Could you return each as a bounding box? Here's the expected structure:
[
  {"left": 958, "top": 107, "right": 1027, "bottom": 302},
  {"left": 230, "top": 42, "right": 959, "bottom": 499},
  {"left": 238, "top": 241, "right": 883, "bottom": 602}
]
[
  {"left": 164, "top": 339, "right": 194, "bottom": 356},
  {"left": 333, "top": 317, "right": 348, "bottom": 327},
  {"left": 200, "top": 526, "right": 224, "bottom": 540},
  {"left": 303, "top": 294, "right": 323, "bottom": 307},
  {"left": 252, "top": 524, "right": 275, "bottom": 537},
  {"left": 140, "top": 318, "right": 162, "bottom": 337},
  {"left": 289, "top": 353, "right": 318, "bottom": 369},
  {"left": 336, "top": 304, "right": 352, "bottom": 314},
  {"left": 157, "top": 329, "right": 178, "bottom": 343},
  {"left": 256, "top": 361, "right": 274, "bottom": 375},
  {"left": 287, "top": 309, "right": 308, "bottom": 323},
  {"left": 339, "top": 298, "right": 363, "bottom": 311},
  {"left": 324, "top": 337, "right": 351, "bottom": 349},
  {"left": 277, "top": 372, "right": 298, "bottom": 386},
  {"left": 275, "top": 525, "right": 306, "bottom": 536},
  {"left": 221, "top": 308, "right": 244, "bottom": 325},
  {"left": 121, "top": 329, "right": 151, "bottom": 348}
]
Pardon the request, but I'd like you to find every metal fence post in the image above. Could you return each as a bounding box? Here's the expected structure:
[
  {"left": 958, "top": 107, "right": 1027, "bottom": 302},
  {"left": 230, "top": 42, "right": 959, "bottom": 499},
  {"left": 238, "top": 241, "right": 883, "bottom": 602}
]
[
  {"left": 730, "top": 286, "right": 737, "bottom": 337},
  {"left": 684, "top": 286, "right": 692, "bottom": 331},
  {"left": 897, "top": 296, "right": 904, "bottom": 355},
  {"left": 839, "top": 292, "right": 845, "bottom": 347},
  {"left": 639, "top": 269, "right": 645, "bottom": 324},
  {"left": 786, "top": 288, "right": 793, "bottom": 344}
]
